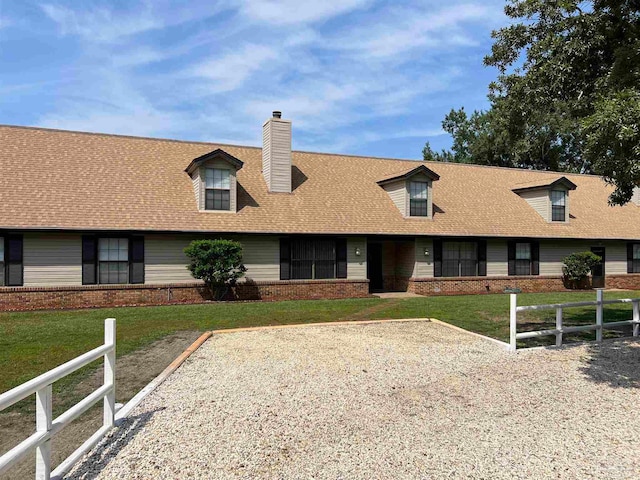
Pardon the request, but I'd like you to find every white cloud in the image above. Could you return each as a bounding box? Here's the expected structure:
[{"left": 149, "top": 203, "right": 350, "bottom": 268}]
[
  {"left": 39, "top": 1, "right": 226, "bottom": 44},
  {"left": 188, "top": 44, "right": 278, "bottom": 93},
  {"left": 328, "top": 3, "right": 498, "bottom": 58},
  {"left": 236, "top": 0, "right": 370, "bottom": 25},
  {"left": 40, "top": 4, "right": 161, "bottom": 43}
]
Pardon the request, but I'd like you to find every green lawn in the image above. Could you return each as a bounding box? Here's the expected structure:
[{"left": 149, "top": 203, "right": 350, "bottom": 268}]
[{"left": 2, "top": 290, "right": 639, "bottom": 395}]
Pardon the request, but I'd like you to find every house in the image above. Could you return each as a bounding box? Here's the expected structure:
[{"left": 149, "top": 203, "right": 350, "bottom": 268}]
[{"left": 1, "top": 112, "right": 640, "bottom": 311}]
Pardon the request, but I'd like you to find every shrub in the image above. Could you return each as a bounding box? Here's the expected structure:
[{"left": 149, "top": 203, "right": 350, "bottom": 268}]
[
  {"left": 562, "top": 252, "right": 602, "bottom": 285},
  {"left": 184, "top": 239, "right": 247, "bottom": 300}
]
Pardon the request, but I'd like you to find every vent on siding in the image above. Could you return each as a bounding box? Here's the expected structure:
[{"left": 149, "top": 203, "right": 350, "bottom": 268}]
[{"left": 262, "top": 111, "right": 292, "bottom": 193}]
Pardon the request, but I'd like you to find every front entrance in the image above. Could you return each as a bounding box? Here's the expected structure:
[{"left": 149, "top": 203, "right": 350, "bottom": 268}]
[
  {"left": 591, "top": 247, "right": 606, "bottom": 288},
  {"left": 367, "top": 242, "right": 384, "bottom": 292}
]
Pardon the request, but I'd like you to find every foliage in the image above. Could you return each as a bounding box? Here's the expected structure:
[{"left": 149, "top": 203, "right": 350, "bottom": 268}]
[
  {"left": 425, "top": 0, "right": 640, "bottom": 204},
  {"left": 184, "top": 239, "right": 247, "bottom": 300},
  {"left": 562, "top": 252, "right": 603, "bottom": 282}
]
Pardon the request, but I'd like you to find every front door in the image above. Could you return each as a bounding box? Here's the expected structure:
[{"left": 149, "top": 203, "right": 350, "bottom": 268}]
[
  {"left": 591, "top": 247, "right": 606, "bottom": 288},
  {"left": 367, "top": 242, "right": 384, "bottom": 292}
]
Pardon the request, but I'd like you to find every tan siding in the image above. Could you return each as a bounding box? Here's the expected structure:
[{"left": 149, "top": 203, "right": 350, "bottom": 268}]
[
  {"left": 487, "top": 239, "right": 508, "bottom": 276},
  {"left": 383, "top": 180, "right": 407, "bottom": 217},
  {"left": 519, "top": 189, "right": 550, "bottom": 221},
  {"left": 23, "top": 234, "right": 82, "bottom": 286},
  {"left": 262, "top": 122, "right": 271, "bottom": 187},
  {"left": 237, "top": 235, "right": 280, "bottom": 281},
  {"left": 606, "top": 242, "right": 627, "bottom": 275},
  {"left": 145, "top": 235, "right": 202, "bottom": 284},
  {"left": 539, "top": 240, "right": 591, "bottom": 275},
  {"left": 347, "top": 237, "right": 367, "bottom": 279},
  {"left": 262, "top": 118, "right": 291, "bottom": 193},
  {"left": 191, "top": 168, "right": 200, "bottom": 208},
  {"left": 414, "top": 237, "right": 433, "bottom": 277}
]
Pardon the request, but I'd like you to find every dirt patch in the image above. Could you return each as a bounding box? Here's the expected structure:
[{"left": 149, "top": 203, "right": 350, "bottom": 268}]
[
  {"left": 342, "top": 299, "right": 401, "bottom": 321},
  {"left": 0, "top": 330, "right": 202, "bottom": 480}
]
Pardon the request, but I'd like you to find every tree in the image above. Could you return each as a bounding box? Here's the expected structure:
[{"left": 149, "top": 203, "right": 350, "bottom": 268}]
[
  {"left": 426, "top": 0, "right": 640, "bottom": 204},
  {"left": 562, "top": 251, "right": 602, "bottom": 288},
  {"left": 184, "top": 239, "right": 247, "bottom": 300}
]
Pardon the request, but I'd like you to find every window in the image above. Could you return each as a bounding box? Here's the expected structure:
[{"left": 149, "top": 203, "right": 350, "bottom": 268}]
[
  {"left": 551, "top": 190, "right": 566, "bottom": 221},
  {"left": 632, "top": 244, "right": 640, "bottom": 273},
  {"left": 98, "top": 238, "right": 129, "bottom": 284},
  {"left": 442, "top": 241, "right": 478, "bottom": 277},
  {"left": 515, "top": 242, "right": 532, "bottom": 275},
  {"left": 205, "top": 168, "right": 230, "bottom": 211},
  {"left": 409, "top": 181, "right": 428, "bottom": 217},
  {"left": 291, "top": 239, "right": 336, "bottom": 279}
]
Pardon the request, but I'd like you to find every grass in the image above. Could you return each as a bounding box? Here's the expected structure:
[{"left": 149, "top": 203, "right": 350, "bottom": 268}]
[{"left": 2, "top": 290, "right": 640, "bottom": 395}]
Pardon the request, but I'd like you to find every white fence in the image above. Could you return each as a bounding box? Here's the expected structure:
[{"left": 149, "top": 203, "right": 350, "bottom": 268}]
[
  {"left": 510, "top": 291, "right": 640, "bottom": 351},
  {"left": 0, "top": 318, "right": 116, "bottom": 480}
]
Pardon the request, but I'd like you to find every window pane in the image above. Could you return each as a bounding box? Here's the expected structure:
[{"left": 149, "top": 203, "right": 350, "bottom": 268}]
[
  {"left": 515, "top": 260, "right": 531, "bottom": 275},
  {"left": 205, "top": 190, "right": 214, "bottom": 210},
  {"left": 442, "top": 242, "right": 477, "bottom": 277},
  {"left": 205, "top": 168, "right": 214, "bottom": 188},
  {"left": 552, "top": 205, "right": 565, "bottom": 221},
  {"left": 515, "top": 243, "right": 531, "bottom": 260},
  {"left": 634, "top": 244, "right": 640, "bottom": 260},
  {"left": 551, "top": 190, "right": 566, "bottom": 206},
  {"left": 0, "top": 237, "right": 4, "bottom": 261},
  {"left": 118, "top": 239, "right": 128, "bottom": 261},
  {"left": 410, "top": 181, "right": 428, "bottom": 199},
  {"left": 410, "top": 199, "right": 427, "bottom": 217}
]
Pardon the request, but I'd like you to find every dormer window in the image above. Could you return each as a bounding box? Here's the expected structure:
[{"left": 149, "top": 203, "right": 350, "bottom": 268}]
[
  {"left": 205, "top": 168, "right": 231, "bottom": 211},
  {"left": 185, "top": 149, "right": 244, "bottom": 213},
  {"left": 551, "top": 190, "right": 566, "bottom": 221},
  {"left": 377, "top": 164, "right": 440, "bottom": 219},
  {"left": 409, "top": 181, "right": 428, "bottom": 217},
  {"left": 512, "top": 176, "right": 576, "bottom": 223}
]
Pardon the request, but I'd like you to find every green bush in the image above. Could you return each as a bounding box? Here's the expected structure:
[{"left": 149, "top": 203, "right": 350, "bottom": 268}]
[
  {"left": 184, "top": 239, "right": 247, "bottom": 300},
  {"left": 562, "top": 252, "right": 602, "bottom": 283}
]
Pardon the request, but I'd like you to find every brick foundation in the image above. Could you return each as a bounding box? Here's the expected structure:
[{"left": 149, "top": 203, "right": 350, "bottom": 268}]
[
  {"left": 0, "top": 279, "right": 370, "bottom": 312},
  {"left": 408, "top": 274, "right": 640, "bottom": 295}
]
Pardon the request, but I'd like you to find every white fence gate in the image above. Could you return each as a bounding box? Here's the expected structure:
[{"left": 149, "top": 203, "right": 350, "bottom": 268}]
[
  {"left": 0, "top": 318, "right": 116, "bottom": 480},
  {"left": 510, "top": 291, "right": 640, "bottom": 351}
]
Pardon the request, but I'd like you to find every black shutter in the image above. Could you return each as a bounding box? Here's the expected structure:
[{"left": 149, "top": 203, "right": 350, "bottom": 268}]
[
  {"left": 433, "top": 239, "right": 443, "bottom": 277},
  {"left": 129, "top": 236, "right": 145, "bottom": 284},
  {"left": 336, "top": 238, "right": 347, "bottom": 278},
  {"left": 6, "top": 235, "right": 23, "bottom": 286},
  {"left": 531, "top": 241, "right": 540, "bottom": 275},
  {"left": 508, "top": 241, "right": 516, "bottom": 276},
  {"left": 628, "top": 243, "right": 635, "bottom": 274},
  {"left": 477, "top": 239, "right": 487, "bottom": 276},
  {"left": 82, "top": 236, "right": 97, "bottom": 285},
  {"left": 280, "top": 238, "right": 291, "bottom": 280}
]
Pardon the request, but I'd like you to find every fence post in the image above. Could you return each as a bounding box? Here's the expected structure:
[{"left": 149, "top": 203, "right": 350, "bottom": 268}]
[
  {"left": 35, "top": 384, "right": 52, "bottom": 480},
  {"left": 555, "top": 307, "right": 563, "bottom": 347},
  {"left": 633, "top": 300, "right": 639, "bottom": 337},
  {"left": 104, "top": 318, "right": 116, "bottom": 429},
  {"left": 510, "top": 294, "right": 517, "bottom": 352},
  {"left": 596, "top": 289, "right": 603, "bottom": 342}
]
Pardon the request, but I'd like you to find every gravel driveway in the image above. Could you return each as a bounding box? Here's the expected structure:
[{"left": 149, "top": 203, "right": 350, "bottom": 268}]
[{"left": 68, "top": 320, "right": 640, "bottom": 479}]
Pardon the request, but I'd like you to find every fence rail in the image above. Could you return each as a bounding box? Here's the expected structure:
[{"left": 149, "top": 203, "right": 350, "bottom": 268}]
[
  {"left": 509, "top": 291, "right": 640, "bottom": 351},
  {"left": 0, "top": 318, "right": 116, "bottom": 480}
]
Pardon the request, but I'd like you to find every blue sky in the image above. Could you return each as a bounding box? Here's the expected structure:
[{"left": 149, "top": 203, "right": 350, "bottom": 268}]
[{"left": 0, "top": 1, "right": 506, "bottom": 159}]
